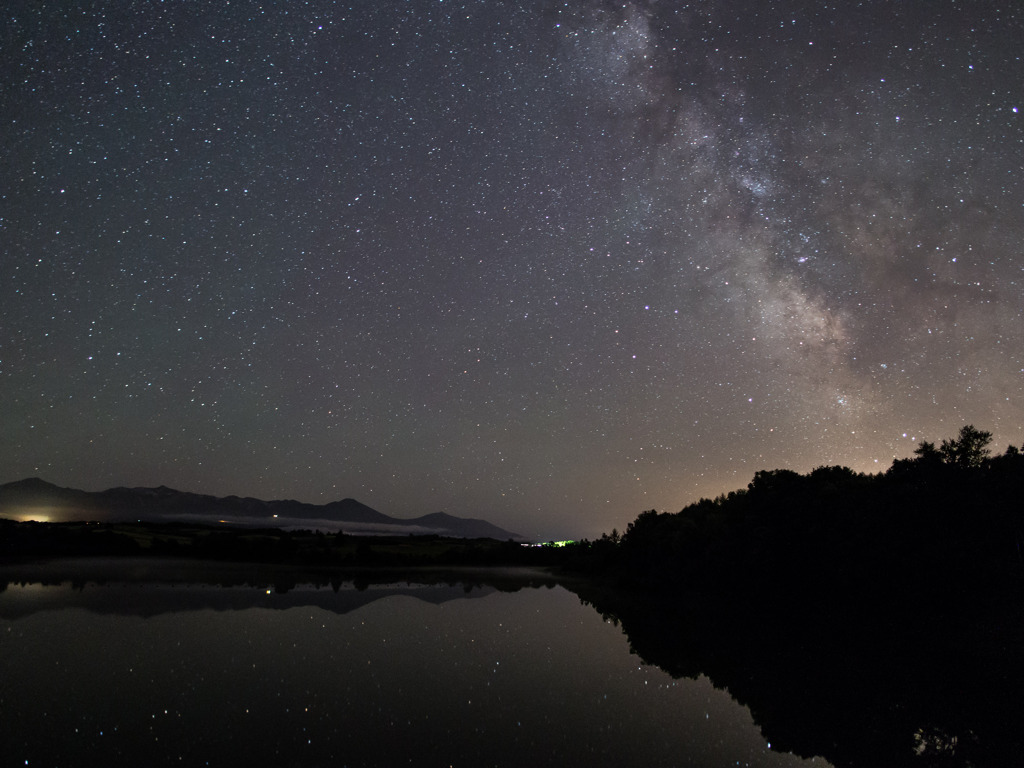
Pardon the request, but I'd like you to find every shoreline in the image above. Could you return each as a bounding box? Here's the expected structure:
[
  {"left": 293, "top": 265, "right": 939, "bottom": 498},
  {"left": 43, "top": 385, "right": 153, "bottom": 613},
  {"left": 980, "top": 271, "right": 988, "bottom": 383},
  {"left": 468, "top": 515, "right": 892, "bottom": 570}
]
[{"left": 0, "top": 555, "right": 563, "bottom": 589}]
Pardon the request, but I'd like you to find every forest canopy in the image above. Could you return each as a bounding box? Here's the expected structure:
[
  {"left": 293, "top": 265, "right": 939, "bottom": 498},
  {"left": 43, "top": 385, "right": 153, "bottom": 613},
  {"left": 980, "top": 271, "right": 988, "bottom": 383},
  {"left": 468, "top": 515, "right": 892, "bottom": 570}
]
[{"left": 566, "top": 426, "right": 1024, "bottom": 596}]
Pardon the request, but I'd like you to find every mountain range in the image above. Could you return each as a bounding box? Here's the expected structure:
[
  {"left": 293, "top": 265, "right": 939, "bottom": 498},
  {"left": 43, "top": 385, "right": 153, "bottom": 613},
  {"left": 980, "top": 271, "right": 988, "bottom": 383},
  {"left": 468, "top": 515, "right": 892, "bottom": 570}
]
[{"left": 0, "top": 478, "right": 524, "bottom": 540}]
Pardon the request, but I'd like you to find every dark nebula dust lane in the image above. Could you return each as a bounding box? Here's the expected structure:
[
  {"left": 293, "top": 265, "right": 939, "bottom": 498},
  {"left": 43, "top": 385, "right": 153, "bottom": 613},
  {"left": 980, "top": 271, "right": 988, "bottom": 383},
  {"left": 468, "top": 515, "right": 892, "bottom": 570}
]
[{"left": 3, "top": 1, "right": 1022, "bottom": 539}]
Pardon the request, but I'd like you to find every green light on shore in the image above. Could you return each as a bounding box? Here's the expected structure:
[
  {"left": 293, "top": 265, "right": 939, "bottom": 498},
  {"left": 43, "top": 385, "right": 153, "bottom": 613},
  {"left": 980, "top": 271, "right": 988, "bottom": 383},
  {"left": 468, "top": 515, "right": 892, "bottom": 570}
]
[{"left": 525, "top": 540, "right": 576, "bottom": 548}]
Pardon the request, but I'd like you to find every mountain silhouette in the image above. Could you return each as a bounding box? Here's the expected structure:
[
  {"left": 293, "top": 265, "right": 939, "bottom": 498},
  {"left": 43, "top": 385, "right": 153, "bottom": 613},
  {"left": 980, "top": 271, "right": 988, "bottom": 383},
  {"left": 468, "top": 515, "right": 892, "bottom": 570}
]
[
  {"left": 402, "top": 511, "right": 524, "bottom": 540},
  {"left": 0, "top": 478, "right": 524, "bottom": 540}
]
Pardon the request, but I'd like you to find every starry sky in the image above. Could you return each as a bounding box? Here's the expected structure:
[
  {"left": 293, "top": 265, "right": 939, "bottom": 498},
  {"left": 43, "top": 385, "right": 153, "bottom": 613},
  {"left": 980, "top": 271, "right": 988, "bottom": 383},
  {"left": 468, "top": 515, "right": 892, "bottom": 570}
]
[{"left": 3, "top": 0, "right": 1022, "bottom": 541}]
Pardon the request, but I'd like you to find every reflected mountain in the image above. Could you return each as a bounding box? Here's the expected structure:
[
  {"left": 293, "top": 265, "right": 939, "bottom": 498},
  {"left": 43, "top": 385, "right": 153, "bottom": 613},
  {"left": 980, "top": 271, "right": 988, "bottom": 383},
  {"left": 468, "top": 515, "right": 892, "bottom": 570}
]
[
  {"left": 9, "top": 556, "right": 1019, "bottom": 766},
  {"left": 0, "top": 559, "right": 559, "bottom": 620}
]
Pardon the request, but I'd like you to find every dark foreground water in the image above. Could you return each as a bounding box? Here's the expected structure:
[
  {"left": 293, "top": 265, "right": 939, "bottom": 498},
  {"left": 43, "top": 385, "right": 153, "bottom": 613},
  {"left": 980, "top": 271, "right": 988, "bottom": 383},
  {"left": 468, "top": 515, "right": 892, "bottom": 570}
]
[{"left": 0, "top": 562, "right": 830, "bottom": 768}]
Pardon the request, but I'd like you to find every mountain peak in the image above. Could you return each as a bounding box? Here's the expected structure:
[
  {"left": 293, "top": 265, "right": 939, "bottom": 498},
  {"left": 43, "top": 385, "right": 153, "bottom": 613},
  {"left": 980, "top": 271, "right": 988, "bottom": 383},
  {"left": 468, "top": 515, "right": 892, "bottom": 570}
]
[
  {"left": 4, "top": 477, "right": 61, "bottom": 491},
  {"left": 0, "top": 479, "right": 523, "bottom": 539}
]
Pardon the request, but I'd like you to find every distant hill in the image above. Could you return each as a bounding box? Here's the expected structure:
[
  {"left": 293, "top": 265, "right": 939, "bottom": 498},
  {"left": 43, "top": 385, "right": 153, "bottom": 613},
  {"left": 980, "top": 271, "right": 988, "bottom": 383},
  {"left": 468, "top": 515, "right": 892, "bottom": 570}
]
[
  {"left": 401, "top": 511, "right": 524, "bottom": 541},
  {"left": 0, "top": 478, "right": 524, "bottom": 540}
]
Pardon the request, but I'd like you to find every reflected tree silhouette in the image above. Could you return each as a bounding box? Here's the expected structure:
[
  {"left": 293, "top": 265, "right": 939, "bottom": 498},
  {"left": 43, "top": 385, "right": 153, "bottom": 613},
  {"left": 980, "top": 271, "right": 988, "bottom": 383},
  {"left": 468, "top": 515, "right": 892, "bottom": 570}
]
[{"left": 563, "top": 426, "right": 1024, "bottom": 768}]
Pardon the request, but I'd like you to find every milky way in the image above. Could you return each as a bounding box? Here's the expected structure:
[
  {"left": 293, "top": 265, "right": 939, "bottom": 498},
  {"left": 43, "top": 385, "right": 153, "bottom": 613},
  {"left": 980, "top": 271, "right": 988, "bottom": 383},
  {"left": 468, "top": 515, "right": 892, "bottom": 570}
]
[{"left": 3, "top": 1, "right": 1022, "bottom": 539}]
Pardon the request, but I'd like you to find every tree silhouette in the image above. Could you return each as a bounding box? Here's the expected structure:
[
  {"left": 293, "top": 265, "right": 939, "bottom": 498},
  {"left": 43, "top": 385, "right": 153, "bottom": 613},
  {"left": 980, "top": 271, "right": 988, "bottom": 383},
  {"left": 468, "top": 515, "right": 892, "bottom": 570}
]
[{"left": 939, "top": 424, "right": 993, "bottom": 468}]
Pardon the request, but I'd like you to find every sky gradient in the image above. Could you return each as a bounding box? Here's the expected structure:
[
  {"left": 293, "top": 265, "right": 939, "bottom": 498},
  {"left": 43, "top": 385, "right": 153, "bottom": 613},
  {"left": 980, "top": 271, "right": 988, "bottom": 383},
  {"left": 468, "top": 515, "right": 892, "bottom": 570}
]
[{"left": 3, "top": 1, "right": 1022, "bottom": 540}]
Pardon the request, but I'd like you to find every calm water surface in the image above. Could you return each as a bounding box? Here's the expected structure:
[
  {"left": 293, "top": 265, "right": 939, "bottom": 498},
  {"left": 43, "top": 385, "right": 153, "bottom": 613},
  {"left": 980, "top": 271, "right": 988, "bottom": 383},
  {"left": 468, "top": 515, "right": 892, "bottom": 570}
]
[{"left": 0, "top": 571, "right": 832, "bottom": 767}]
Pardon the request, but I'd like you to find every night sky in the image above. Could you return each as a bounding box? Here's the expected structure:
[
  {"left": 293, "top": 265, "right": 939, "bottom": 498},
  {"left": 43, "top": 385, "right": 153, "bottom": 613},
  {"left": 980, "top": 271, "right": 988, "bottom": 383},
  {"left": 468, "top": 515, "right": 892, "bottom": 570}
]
[{"left": 3, "top": 1, "right": 1022, "bottom": 541}]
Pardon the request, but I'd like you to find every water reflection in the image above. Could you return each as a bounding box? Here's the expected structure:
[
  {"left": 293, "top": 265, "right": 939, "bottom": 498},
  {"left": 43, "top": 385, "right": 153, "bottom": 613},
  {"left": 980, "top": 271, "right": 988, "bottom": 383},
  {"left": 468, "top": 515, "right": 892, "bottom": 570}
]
[
  {"left": 570, "top": 582, "right": 1024, "bottom": 768},
  {"left": 0, "top": 573, "right": 503, "bottom": 620},
  {"left": 0, "top": 564, "right": 828, "bottom": 768}
]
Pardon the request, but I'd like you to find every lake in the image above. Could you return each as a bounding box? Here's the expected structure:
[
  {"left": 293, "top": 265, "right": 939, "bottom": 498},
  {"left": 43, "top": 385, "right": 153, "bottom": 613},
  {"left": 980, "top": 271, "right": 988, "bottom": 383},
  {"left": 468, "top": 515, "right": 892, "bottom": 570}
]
[{"left": 0, "top": 561, "right": 831, "bottom": 768}]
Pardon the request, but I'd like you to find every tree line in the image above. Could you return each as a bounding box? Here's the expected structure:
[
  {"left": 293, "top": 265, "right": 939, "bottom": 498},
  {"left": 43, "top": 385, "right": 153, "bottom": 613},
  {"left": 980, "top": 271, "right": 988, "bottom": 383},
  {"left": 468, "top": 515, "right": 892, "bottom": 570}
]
[{"left": 562, "top": 425, "right": 1024, "bottom": 601}]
